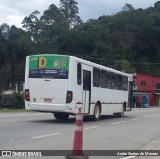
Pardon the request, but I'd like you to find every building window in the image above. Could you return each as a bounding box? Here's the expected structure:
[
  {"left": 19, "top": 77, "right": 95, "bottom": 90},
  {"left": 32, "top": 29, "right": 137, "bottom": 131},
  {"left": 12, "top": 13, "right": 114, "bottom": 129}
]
[
  {"left": 156, "top": 83, "right": 160, "bottom": 90},
  {"left": 141, "top": 81, "right": 146, "bottom": 86}
]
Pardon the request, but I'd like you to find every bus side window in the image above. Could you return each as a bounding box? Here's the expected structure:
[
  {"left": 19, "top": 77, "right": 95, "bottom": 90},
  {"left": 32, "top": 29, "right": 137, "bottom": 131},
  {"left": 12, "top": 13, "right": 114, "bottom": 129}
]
[
  {"left": 108, "top": 72, "right": 115, "bottom": 89},
  {"left": 101, "top": 70, "right": 108, "bottom": 88},
  {"left": 108, "top": 72, "right": 112, "bottom": 89},
  {"left": 115, "top": 74, "right": 119, "bottom": 90},
  {"left": 93, "top": 68, "right": 100, "bottom": 87},
  {"left": 77, "top": 63, "right": 82, "bottom": 85},
  {"left": 119, "top": 75, "right": 123, "bottom": 90},
  {"left": 123, "top": 76, "right": 128, "bottom": 91},
  {"left": 111, "top": 73, "right": 115, "bottom": 89},
  {"left": 115, "top": 74, "right": 123, "bottom": 90}
]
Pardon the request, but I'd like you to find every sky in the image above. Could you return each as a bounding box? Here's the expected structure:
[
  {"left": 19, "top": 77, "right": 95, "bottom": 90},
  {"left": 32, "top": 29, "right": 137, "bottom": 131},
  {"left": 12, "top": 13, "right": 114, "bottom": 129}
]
[{"left": 0, "top": 0, "right": 158, "bottom": 28}]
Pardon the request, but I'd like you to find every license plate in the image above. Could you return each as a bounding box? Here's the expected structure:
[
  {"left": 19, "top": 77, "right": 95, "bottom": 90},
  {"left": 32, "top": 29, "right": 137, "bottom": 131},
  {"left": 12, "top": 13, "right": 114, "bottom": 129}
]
[{"left": 44, "top": 98, "right": 52, "bottom": 103}]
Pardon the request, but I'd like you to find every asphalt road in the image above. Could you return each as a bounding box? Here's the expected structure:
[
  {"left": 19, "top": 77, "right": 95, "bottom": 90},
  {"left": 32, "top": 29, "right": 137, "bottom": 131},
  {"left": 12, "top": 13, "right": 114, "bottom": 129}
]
[{"left": 0, "top": 107, "right": 160, "bottom": 159}]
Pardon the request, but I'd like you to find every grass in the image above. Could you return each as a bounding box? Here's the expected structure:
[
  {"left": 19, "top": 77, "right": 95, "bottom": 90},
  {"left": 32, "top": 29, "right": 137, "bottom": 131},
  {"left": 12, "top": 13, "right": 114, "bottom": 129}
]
[{"left": 0, "top": 108, "right": 28, "bottom": 113}]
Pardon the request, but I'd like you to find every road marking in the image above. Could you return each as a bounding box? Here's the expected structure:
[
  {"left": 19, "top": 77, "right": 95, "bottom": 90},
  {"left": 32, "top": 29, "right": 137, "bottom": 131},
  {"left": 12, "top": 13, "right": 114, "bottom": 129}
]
[
  {"left": 0, "top": 113, "right": 45, "bottom": 118},
  {"left": 112, "top": 121, "right": 126, "bottom": 125},
  {"left": 84, "top": 126, "right": 100, "bottom": 131},
  {"left": 120, "top": 156, "right": 136, "bottom": 159},
  {"left": 31, "top": 133, "right": 60, "bottom": 139},
  {"left": 132, "top": 118, "right": 140, "bottom": 121},
  {"left": 153, "top": 114, "right": 160, "bottom": 117},
  {"left": 144, "top": 115, "right": 152, "bottom": 118}
]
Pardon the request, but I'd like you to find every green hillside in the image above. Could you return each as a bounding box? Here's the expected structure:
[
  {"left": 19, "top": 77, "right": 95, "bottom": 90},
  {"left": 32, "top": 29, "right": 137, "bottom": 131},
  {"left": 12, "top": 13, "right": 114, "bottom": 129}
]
[{"left": 0, "top": 1, "right": 160, "bottom": 91}]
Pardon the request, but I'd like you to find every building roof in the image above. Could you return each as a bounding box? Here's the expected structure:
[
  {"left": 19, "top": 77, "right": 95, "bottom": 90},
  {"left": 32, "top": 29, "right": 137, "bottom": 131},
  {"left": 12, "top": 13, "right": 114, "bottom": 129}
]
[{"left": 131, "top": 72, "right": 160, "bottom": 78}]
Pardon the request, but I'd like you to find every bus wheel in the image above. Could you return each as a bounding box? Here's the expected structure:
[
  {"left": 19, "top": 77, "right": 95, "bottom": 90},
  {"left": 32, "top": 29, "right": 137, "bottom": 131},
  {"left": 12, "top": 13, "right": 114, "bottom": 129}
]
[
  {"left": 117, "top": 107, "right": 124, "bottom": 117},
  {"left": 54, "top": 113, "right": 69, "bottom": 120},
  {"left": 93, "top": 103, "right": 101, "bottom": 121}
]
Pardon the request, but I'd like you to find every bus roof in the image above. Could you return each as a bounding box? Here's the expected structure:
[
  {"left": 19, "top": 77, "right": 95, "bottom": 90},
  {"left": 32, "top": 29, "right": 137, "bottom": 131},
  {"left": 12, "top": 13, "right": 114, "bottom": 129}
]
[
  {"left": 27, "top": 54, "right": 133, "bottom": 78},
  {"left": 70, "top": 56, "right": 132, "bottom": 78}
]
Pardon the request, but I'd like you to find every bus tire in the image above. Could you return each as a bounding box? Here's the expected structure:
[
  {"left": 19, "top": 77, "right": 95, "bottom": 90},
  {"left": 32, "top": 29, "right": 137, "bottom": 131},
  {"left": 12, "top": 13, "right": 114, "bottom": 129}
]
[
  {"left": 53, "top": 113, "right": 69, "bottom": 120},
  {"left": 93, "top": 103, "right": 101, "bottom": 121},
  {"left": 116, "top": 106, "right": 124, "bottom": 117}
]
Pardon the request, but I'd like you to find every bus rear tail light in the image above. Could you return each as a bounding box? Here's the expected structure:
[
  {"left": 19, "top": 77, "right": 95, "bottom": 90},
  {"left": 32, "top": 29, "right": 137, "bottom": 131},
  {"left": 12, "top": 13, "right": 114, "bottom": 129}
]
[
  {"left": 25, "top": 89, "right": 30, "bottom": 101},
  {"left": 66, "top": 91, "right": 73, "bottom": 103}
]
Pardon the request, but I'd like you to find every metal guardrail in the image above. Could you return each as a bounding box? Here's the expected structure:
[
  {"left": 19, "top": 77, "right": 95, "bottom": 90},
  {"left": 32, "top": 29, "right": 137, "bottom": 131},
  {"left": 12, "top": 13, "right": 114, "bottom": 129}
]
[{"left": 1, "top": 94, "right": 14, "bottom": 105}]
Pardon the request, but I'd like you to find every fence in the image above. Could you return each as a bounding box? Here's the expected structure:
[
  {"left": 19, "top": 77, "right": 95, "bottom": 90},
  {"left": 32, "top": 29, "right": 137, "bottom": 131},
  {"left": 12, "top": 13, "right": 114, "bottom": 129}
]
[{"left": 1, "top": 94, "right": 14, "bottom": 106}]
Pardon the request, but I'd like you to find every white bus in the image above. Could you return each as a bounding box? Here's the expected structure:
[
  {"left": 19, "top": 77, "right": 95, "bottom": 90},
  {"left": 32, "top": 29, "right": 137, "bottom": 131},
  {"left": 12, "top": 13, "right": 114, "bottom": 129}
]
[{"left": 25, "top": 54, "right": 133, "bottom": 120}]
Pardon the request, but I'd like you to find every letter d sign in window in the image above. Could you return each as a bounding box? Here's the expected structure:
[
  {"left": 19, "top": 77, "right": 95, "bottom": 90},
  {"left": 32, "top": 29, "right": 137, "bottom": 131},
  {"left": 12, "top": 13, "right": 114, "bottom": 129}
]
[{"left": 38, "top": 57, "right": 46, "bottom": 68}]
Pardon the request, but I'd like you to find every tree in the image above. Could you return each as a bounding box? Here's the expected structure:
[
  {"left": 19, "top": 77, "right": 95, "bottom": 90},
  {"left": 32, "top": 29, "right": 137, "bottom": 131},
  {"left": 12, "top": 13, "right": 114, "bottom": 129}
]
[
  {"left": 59, "top": 0, "right": 82, "bottom": 28},
  {"left": 122, "top": 3, "right": 134, "bottom": 12},
  {"left": 117, "top": 60, "right": 135, "bottom": 73},
  {"left": 0, "top": 23, "right": 10, "bottom": 94},
  {"left": 40, "top": 4, "right": 66, "bottom": 53},
  {"left": 0, "top": 23, "right": 10, "bottom": 40},
  {"left": 22, "top": 10, "right": 40, "bottom": 42},
  {"left": 154, "top": 1, "right": 160, "bottom": 8}
]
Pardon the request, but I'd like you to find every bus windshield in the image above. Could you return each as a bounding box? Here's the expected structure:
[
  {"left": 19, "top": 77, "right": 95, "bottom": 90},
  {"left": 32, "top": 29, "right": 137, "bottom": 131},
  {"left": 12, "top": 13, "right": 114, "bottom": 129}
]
[{"left": 29, "top": 55, "right": 69, "bottom": 79}]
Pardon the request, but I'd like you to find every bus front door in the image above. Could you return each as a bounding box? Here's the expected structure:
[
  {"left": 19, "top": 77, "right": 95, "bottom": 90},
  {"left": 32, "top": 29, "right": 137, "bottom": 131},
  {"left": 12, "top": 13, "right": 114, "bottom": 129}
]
[{"left": 83, "top": 70, "right": 91, "bottom": 114}]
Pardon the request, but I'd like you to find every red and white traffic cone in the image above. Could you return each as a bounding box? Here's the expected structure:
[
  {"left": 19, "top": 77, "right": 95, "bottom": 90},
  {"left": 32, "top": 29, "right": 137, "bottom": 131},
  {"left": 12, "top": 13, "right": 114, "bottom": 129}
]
[{"left": 65, "top": 108, "right": 89, "bottom": 159}]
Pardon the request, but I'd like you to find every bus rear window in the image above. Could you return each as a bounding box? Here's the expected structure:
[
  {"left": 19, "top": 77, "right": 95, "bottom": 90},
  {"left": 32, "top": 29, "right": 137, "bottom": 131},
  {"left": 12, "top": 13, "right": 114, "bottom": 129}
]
[{"left": 29, "top": 55, "right": 69, "bottom": 79}]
